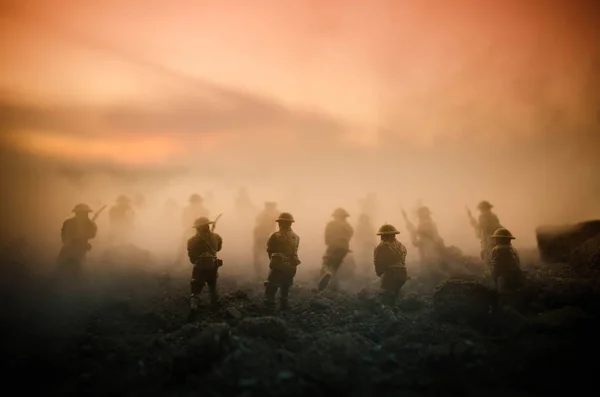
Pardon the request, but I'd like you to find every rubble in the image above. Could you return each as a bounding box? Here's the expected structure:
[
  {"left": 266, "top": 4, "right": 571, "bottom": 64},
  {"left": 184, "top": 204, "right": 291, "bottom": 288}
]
[
  {"left": 3, "top": 258, "right": 600, "bottom": 396},
  {"left": 432, "top": 279, "right": 496, "bottom": 322}
]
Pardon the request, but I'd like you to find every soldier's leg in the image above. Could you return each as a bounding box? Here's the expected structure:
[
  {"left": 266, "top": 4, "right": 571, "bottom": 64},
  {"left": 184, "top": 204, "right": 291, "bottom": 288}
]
[
  {"left": 189, "top": 265, "right": 204, "bottom": 310},
  {"left": 328, "top": 253, "right": 347, "bottom": 291},
  {"left": 379, "top": 272, "right": 395, "bottom": 306},
  {"left": 252, "top": 245, "right": 262, "bottom": 278},
  {"left": 391, "top": 269, "right": 408, "bottom": 304},
  {"left": 206, "top": 269, "right": 219, "bottom": 306},
  {"left": 279, "top": 267, "right": 297, "bottom": 310},
  {"left": 279, "top": 284, "right": 290, "bottom": 310},
  {"left": 264, "top": 270, "right": 279, "bottom": 309},
  {"left": 318, "top": 249, "right": 344, "bottom": 292}
]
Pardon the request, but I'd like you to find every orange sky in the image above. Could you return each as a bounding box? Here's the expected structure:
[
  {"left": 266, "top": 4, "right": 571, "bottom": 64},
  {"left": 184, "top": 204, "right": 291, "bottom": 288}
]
[
  {"left": 0, "top": 0, "right": 599, "bottom": 251},
  {"left": 1, "top": 0, "right": 598, "bottom": 166}
]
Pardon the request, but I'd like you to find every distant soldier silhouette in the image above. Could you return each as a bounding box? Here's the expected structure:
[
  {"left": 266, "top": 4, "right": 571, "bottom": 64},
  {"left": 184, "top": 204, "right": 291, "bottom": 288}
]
[
  {"left": 234, "top": 187, "right": 257, "bottom": 221},
  {"left": 467, "top": 201, "right": 502, "bottom": 266},
  {"left": 182, "top": 194, "right": 210, "bottom": 238},
  {"left": 318, "top": 208, "right": 354, "bottom": 292},
  {"left": 108, "top": 195, "right": 135, "bottom": 245}
]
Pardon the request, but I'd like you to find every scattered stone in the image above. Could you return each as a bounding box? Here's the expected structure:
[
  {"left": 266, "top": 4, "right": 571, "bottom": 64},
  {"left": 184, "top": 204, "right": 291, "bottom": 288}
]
[
  {"left": 310, "top": 298, "right": 332, "bottom": 310},
  {"left": 236, "top": 316, "right": 289, "bottom": 341},
  {"left": 398, "top": 293, "right": 424, "bottom": 312},
  {"left": 226, "top": 307, "right": 243, "bottom": 319},
  {"left": 433, "top": 279, "right": 496, "bottom": 322}
]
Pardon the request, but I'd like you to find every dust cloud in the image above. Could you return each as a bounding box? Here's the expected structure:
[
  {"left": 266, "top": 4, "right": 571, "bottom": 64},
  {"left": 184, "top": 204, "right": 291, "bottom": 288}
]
[{"left": 0, "top": 0, "right": 599, "bottom": 275}]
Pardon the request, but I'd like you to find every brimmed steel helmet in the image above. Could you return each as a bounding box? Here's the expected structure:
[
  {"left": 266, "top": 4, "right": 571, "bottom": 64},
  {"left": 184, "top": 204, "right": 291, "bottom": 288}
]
[
  {"left": 377, "top": 224, "right": 400, "bottom": 235},
  {"left": 276, "top": 212, "right": 295, "bottom": 223},
  {"left": 190, "top": 194, "right": 203, "bottom": 203},
  {"left": 477, "top": 200, "right": 493, "bottom": 210},
  {"left": 193, "top": 216, "right": 214, "bottom": 228},
  {"left": 332, "top": 208, "right": 350, "bottom": 217},
  {"left": 72, "top": 203, "right": 92, "bottom": 213},
  {"left": 491, "top": 228, "right": 515, "bottom": 239}
]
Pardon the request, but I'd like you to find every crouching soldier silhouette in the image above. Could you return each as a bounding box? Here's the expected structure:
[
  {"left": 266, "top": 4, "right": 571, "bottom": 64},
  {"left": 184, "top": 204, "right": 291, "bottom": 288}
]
[
  {"left": 188, "top": 216, "right": 223, "bottom": 311},
  {"left": 264, "top": 212, "right": 300, "bottom": 311},
  {"left": 489, "top": 228, "right": 524, "bottom": 293},
  {"left": 374, "top": 224, "right": 408, "bottom": 306}
]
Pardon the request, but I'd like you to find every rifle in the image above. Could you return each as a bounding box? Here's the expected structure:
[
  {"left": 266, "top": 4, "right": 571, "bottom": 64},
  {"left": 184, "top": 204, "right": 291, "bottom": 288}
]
[
  {"left": 211, "top": 213, "right": 223, "bottom": 231},
  {"left": 401, "top": 208, "right": 419, "bottom": 246},
  {"left": 92, "top": 205, "right": 107, "bottom": 221},
  {"left": 465, "top": 206, "right": 480, "bottom": 237}
]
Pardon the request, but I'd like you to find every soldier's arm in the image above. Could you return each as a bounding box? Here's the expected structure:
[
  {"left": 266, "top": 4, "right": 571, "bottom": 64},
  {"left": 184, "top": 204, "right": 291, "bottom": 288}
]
[
  {"left": 215, "top": 234, "right": 223, "bottom": 252},
  {"left": 61, "top": 221, "right": 68, "bottom": 244},
  {"left": 295, "top": 235, "right": 301, "bottom": 264},
  {"left": 373, "top": 244, "right": 393, "bottom": 275},
  {"left": 89, "top": 221, "right": 98, "bottom": 239},
  {"left": 489, "top": 246, "right": 500, "bottom": 268},
  {"left": 324, "top": 222, "right": 334, "bottom": 245},
  {"left": 513, "top": 248, "right": 521, "bottom": 267},
  {"left": 266, "top": 233, "right": 277, "bottom": 259},
  {"left": 187, "top": 238, "right": 198, "bottom": 263}
]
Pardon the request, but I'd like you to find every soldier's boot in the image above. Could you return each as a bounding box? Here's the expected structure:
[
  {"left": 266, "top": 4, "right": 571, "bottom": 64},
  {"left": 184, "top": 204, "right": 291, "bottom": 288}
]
[
  {"left": 329, "top": 275, "right": 340, "bottom": 292},
  {"left": 189, "top": 293, "right": 200, "bottom": 311},
  {"left": 279, "top": 287, "right": 290, "bottom": 311},
  {"left": 208, "top": 284, "right": 219, "bottom": 307}
]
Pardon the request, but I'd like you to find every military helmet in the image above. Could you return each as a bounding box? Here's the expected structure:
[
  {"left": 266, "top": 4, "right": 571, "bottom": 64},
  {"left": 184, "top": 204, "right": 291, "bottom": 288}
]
[
  {"left": 491, "top": 228, "right": 515, "bottom": 239},
  {"left": 189, "top": 194, "right": 203, "bottom": 203},
  {"left": 417, "top": 206, "right": 431, "bottom": 216},
  {"left": 477, "top": 200, "right": 493, "bottom": 210},
  {"left": 332, "top": 208, "right": 350, "bottom": 217},
  {"left": 377, "top": 224, "right": 400, "bottom": 235},
  {"left": 192, "top": 216, "right": 214, "bottom": 228},
  {"left": 116, "top": 194, "right": 130, "bottom": 205},
  {"left": 72, "top": 203, "right": 92, "bottom": 213},
  {"left": 276, "top": 212, "right": 295, "bottom": 223}
]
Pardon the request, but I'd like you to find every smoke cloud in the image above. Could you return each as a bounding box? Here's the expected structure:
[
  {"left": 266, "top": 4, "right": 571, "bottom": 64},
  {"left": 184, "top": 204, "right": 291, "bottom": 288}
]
[{"left": 0, "top": 0, "right": 598, "bottom": 272}]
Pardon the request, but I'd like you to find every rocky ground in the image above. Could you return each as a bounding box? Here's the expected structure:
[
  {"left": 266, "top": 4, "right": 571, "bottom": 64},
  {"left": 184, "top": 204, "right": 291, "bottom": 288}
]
[{"left": 2, "top": 249, "right": 600, "bottom": 397}]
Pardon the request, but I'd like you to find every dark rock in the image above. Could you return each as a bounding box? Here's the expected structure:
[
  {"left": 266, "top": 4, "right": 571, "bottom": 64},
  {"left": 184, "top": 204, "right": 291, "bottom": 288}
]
[
  {"left": 433, "top": 280, "right": 496, "bottom": 322},
  {"left": 226, "top": 307, "right": 243, "bottom": 319},
  {"left": 236, "top": 316, "right": 289, "bottom": 341}
]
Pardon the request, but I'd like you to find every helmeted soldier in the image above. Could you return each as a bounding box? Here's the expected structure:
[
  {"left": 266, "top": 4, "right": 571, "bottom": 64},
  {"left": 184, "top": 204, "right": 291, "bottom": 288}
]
[
  {"left": 234, "top": 187, "right": 257, "bottom": 220},
  {"left": 489, "top": 228, "right": 523, "bottom": 293},
  {"left": 318, "top": 208, "right": 354, "bottom": 291},
  {"left": 413, "top": 206, "right": 445, "bottom": 265},
  {"left": 470, "top": 201, "right": 502, "bottom": 265},
  {"left": 182, "top": 194, "right": 210, "bottom": 233},
  {"left": 57, "top": 203, "right": 98, "bottom": 276},
  {"left": 187, "top": 216, "right": 223, "bottom": 310},
  {"left": 253, "top": 202, "right": 280, "bottom": 279},
  {"left": 264, "top": 212, "right": 300, "bottom": 311},
  {"left": 374, "top": 224, "right": 408, "bottom": 306},
  {"left": 108, "top": 194, "right": 135, "bottom": 245}
]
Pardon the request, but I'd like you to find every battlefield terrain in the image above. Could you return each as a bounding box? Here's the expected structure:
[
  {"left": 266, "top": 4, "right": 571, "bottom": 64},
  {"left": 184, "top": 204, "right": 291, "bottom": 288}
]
[{"left": 2, "top": 234, "right": 600, "bottom": 397}]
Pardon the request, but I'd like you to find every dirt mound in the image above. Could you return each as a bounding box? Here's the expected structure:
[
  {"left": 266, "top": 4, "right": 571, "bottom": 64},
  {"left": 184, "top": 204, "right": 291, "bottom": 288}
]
[
  {"left": 4, "top": 263, "right": 600, "bottom": 396},
  {"left": 569, "top": 234, "right": 600, "bottom": 277},
  {"left": 536, "top": 220, "right": 600, "bottom": 264},
  {"left": 432, "top": 279, "right": 496, "bottom": 322}
]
